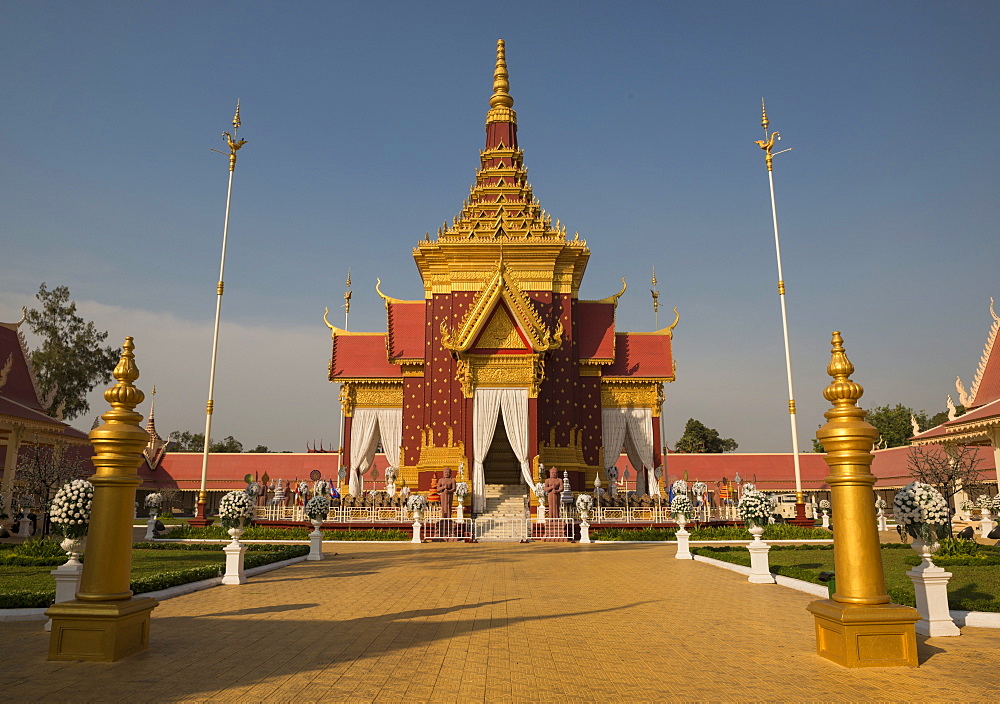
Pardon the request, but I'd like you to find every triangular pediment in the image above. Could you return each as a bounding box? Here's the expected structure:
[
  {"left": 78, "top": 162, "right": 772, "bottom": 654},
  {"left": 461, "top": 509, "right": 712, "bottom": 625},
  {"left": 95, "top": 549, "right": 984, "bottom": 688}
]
[
  {"left": 472, "top": 306, "right": 530, "bottom": 351},
  {"left": 440, "top": 259, "right": 562, "bottom": 353}
]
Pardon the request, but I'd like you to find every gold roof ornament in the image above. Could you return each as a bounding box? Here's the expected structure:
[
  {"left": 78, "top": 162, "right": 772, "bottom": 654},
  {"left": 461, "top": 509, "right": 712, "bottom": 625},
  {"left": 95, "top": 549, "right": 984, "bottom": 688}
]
[{"left": 486, "top": 39, "right": 516, "bottom": 125}]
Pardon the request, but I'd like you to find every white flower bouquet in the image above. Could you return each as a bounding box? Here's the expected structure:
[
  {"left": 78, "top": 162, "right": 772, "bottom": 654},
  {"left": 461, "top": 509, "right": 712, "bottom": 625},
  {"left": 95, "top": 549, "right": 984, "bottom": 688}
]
[
  {"left": 819, "top": 499, "right": 831, "bottom": 510},
  {"left": 406, "top": 493, "right": 428, "bottom": 516},
  {"left": 893, "top": 482, "right": 950, "bottom": 543},
  {"left": 50, "top": 479, "right": 94, "bottom": 540},
  {"left": 976, "top": 495, "right": 991, "bottom": 509},
  {"left": 671, "top": 479, "right": 688, "bottom": 495},
  {"left": 245, "top": 482, "right": 263, "bottom": 498},
  {"left": 297, "top": 481, "right": 310, "bottom": 499},
  {"left": 691, "top": 481, "right": 707, "bottom": 497},
  {"left": 992, "top": 496, "right": 1000, "bottom": 513},
  {"left": 960, "top": 498, "right": 974, "bottom": 511},
  {"left": 738, "top": 490, "right": 772, "bottom": 529},
  {"left": 875, "top": 497, "right": 887, "bottom": 510},
  {"left": 144, "top": 492, "right": 162, "bottom": 516},
  {"left": 670, "top": 494, "right": 693, "bottom": 520},
  {"left": 742, "top": 482, "right": 756, "bottom": 493},
  {"left": 219, "top": 490, "right": 256, "bottom": 529},
  {"left": 576, "top": 493, "right": 594, "bottom": 515},
  {"left": 312, "top": 479, "right": 328, "bottom": 497},
  {"left": 533, "top": 482, "right": 546, "bottom": 500},
  {"left": 305, "top": 495, "right": 330, "bottom": 521},
  {"left": 455, "top": 481, "right": 469, "bottom": 498}
]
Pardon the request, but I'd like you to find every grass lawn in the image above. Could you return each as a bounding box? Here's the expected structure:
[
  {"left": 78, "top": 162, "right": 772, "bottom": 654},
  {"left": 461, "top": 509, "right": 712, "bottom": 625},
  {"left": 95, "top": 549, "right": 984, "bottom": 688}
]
[
  {"left": 693, "top": 545, "right": 1000, "bottom": 613},
  {"left": 0, "top": 549, "right": 226, "bottom": 594}
]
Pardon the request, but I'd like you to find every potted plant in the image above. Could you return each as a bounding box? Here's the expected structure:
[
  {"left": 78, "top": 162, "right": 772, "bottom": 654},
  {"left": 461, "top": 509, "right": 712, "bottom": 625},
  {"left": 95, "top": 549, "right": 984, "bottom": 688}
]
[
  {"left": 49, "top": 479, "right": 94, "bottom": 562},
  {"left": 219, "top": 490, "right": 256, "bottom": 539},
  {"left": 893, "top": 482, "right": 950, "bottom": 562},
  {"left": 738, "top": 490, "right": 772, "bottom": 540}
]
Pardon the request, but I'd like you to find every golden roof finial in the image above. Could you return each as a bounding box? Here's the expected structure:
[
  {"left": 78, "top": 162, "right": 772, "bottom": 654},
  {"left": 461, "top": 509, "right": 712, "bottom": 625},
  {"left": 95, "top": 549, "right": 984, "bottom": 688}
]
[
  {"left": 233, "top": 99, "right": 242, "bottom": 131},
  {"left": 100, "top": 337, "right": 145, "bottom": 425},
  {"left": 490, "top": 39, "right": 513, "bottom": 109},
  {"left": 486, "top": 39, "right": 517, "bottom": 125},
  {"left": 760, "top": 97, "right": 769, "bottom": 131}
]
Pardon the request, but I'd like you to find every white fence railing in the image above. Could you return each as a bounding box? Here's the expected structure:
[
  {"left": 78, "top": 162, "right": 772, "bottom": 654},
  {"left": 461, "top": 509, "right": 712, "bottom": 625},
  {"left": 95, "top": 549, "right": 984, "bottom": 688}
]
[
  {"left": 255, "top": 503, "right": 744, "bottom": 525},
  {"left": 475, "top": 518, "right": 529, "bottom": 542},
  {"left": 421, "top": 518, "right": 475, "bottom": 541}
]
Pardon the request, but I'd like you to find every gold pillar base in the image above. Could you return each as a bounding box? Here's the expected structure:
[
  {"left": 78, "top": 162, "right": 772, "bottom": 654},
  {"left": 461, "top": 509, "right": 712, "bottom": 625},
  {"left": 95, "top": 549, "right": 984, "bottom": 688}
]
[
  {"left": 806, "top": 599, "right": 919, "bottom": 668},
  {"left": 47, "top": 597, "right": 158, "bottom": 662}
]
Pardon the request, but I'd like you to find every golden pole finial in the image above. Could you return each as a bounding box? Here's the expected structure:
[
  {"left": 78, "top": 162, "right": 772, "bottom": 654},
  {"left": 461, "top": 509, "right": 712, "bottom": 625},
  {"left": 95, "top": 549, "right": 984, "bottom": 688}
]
[
  {"left": 761, "top": 97, "right": 769, "bottom": 131},
  {"left": 216, "top": 99, "right": 247, "bottom": 172},
  {"left": 343, "top": 268, "right": 353, "bottom": 329}
]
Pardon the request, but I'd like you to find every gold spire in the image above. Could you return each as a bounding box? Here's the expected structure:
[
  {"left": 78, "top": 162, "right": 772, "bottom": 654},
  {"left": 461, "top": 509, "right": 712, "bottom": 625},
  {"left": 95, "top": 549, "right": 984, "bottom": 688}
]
[
  {"left": 486, "top": 39, "right": 516, "bottom": 124},
  {"left": 760, "top": 97, "right": 769, "bottom": 131}
]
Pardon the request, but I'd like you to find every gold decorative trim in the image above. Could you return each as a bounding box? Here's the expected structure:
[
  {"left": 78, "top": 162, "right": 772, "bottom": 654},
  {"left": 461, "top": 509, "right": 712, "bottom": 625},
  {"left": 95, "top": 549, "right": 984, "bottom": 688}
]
[
  {"left": 600, "top": 380, "right": 664, "bottom": 416},
  {"left": 582, "top": 277, "right": 627, "bottom": 307},
  {"left": 339, "top": 381, "right": 403, "bottom": 416}
]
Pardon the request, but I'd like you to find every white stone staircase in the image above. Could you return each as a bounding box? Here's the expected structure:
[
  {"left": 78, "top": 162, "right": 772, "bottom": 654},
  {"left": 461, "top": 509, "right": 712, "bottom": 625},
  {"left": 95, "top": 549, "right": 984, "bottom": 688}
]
[{"left": 476, "top": 484, "right": 528, "bottom": 540}]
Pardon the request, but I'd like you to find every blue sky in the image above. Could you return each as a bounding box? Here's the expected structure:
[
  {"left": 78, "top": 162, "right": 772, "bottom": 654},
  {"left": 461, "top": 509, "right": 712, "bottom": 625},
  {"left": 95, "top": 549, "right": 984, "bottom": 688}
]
[{"left": 2, "top": 2, "right": 998, "bottom": 452}]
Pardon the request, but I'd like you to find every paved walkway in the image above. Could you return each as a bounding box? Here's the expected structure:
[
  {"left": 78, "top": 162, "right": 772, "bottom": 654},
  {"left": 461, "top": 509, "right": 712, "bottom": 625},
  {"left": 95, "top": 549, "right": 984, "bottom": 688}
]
[{"left": 3, "top": 542, "right": 1000, "bottom": 702}]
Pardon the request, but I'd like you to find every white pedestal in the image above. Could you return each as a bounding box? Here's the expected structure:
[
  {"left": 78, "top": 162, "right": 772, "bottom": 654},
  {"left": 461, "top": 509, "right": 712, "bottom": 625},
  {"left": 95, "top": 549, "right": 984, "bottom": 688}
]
[
  {"left": 222, "top": 537, "right": 248, "bottom": 585},
  {"left": 821, "top": 511, "right": 830, "bottom": 529},
  {"left": 307, "top": 521, "right": 324, "bottom": 561},
  {"left": 877, "top": 511, "right": 888, "bottom": 532},
  {"left": 747, "top": 539, "right": 776, "bottom": 584},
  {"left": 17, "top": 516, "right": 31, "bottom": 537},
  {"left": 675, "top": 526, "right": 692, "bottom": 559},
  {"left": 907, "top": 560, "right": 960, "bottom": 637},
  {"left": 144, "top": 516, "right": 157, "bottom": 540},
  {"left": 579, "top": 520, "right": 591, "bottom": 544},
  {"left": 457, "top": 504, "right": 464, "bottom": 521},
  {"left": 411, "top": 519, "right": 422, "bottom": 543},
  {"left": 536, "top": 503, "right": 545, "bottom": 524},
  {"left": 980, "top": 516, "right": 995, "bottom": 540},
  {"left": 44, "top": 557, "right": 83, "bottom": 632}
]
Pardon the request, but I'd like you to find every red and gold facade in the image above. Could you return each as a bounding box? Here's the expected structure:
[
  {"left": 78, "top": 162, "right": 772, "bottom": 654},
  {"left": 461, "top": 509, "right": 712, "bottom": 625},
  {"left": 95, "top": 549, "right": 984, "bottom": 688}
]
[{"left": 328, "top": 40, "right": 675, "bottom": 498}]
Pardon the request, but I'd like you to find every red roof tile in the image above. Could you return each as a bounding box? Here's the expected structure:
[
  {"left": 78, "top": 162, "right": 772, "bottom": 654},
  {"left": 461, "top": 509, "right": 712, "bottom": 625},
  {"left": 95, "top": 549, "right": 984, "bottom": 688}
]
[
  {"left": 0, "top": 326, "right": 45, "bottom": 411},
  {"left": 604, "top": 332, "right": 673, "bottom": 378},
  {"left": 329, "top": 334, "right": 400, "bottom": 380},
  {"left": 576, "top": 301, "right": 615, "bottom": 360},
  {"left": 387, "top": 301, "right": 425, "bottom": 360},
  {"left": 971, "top": 340, "right": 1000, "bottom": 407}
]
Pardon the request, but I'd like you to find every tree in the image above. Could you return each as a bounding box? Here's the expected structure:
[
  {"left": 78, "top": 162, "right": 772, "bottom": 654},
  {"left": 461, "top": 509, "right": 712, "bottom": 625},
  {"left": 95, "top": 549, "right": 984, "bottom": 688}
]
[
  {"left": 24, "top": 283, "right": 119, "bottom": 421},
  {"left": 167, "top": 431, "right": 244, "bottom": 453},
  {"left": 674, "top": 418, "right": 738, "bottom": 453},
  {"left": 158, "top": 487, "right": 180, "bottom": 512},
  {"left": 907, "top": 444, "right": 983, "bottom": 520},
  {"left": 865, "top": 404, "right": 931, "bottom": 448},
  {"left": 16, "top": 444, "right": 88, "bottom": 524}
]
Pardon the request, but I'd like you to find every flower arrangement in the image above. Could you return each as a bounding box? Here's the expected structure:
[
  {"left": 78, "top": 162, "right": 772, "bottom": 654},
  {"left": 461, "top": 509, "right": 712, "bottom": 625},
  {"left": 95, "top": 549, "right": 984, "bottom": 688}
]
[
  {"left": 406, "top": 493, "right": 428, "bottom": 516},
  {"left": 384, "top": 467, "right": 398, "bottom": 484},
  {"left": 875, "top": 497, "right": 887, "bottom": 510},
  {"left": 218, "top": 490, "right": 256, "bottom": 529},
  {"left": 312, "top": 479, "right": 328, "bottom": 497},
  {"left": 144, "top": 492, "right": 162, "bottom": 516},
  {"left": 670, "top": 494, "right": 693, "bottom": 520},
  {"left": 976, "top": 495, "right": 991, "bottom": 510},
  {"left": 992, "top": 496, "right": 1000, "bottom": 513},
  {"left": 737, "top": 490, "right": 772, "bottom": 529},
  {"left": 533, "top": 482, "right": 546, "bottom": 500},
  {"left": 893, "top": 482, "right": 950, "bottom": 543},
  {"left": 297, "top": 481, "right": 310, "bottom": 499},
  {"left": 245, "top": 482, "right": 263, "bottom": 499},
  {"left": 671, "top": 479, "right": 687, "bottom": 495},
  {"left": 691, "top": 481, "right": 707, "bottom": 497},
  {"left": 742, "top": 482, "right": 755, "bottom": 493},
  {"left": 50, "top": 479, "right": 94, "bottom": 540},
  {"left": 305, "top": 495, "right": 330, "bottom": 521},
  {"left": 455, "top": 481, "right": 469, "bottom": 499},
  {"left": 576, "top": 493, "right": 594, "bottom": 516},
  {"left": 960, "top": 498, "right": 974, "bottom": 511},
  {"left": 819, "top": 499, "right": 831, "bottom": 511}
]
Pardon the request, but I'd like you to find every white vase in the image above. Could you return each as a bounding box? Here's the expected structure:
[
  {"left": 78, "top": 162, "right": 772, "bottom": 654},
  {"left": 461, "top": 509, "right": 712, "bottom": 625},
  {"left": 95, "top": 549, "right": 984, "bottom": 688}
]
[
  {"left": 60, "top": 537, "right": 82, "bottom": 565},
  {"left": 906, "top": 537, "right": 959, "bottom": 637},
  {"left": 748, "top": 525, "right": 765, "bottom": 542}
]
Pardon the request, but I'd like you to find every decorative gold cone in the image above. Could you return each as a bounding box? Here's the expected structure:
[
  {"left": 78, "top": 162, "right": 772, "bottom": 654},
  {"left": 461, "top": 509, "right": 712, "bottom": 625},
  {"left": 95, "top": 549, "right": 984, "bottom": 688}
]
[
  {"left": 805, "top": 332, "right": 918, "bottom": 668},
  {"left": 47, "top": 337, "right": 158, "bottom": 661}
]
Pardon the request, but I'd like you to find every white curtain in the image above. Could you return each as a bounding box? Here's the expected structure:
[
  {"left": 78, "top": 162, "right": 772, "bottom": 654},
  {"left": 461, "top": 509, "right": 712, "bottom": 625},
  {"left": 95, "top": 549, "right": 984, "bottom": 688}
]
[
  {"left": 499, "top": 388, "right": 534, "bottom": 489},
  {"left": 601, "top": 408, "right": 628, "bottom": 482},
  {"left": 375, "top": 408, "right": 402, "bottom": 473},
  {"left": 349, "top": 409, "right": 380, "bottom": 496},
  {"left": 626, "top": 407, "right": 658, "bottom": 496},
  {"left": 472, "top": 388, "right": 503, "bottom": 512},
  {"left": 603, "top": 407, "right": 659, "bottom": 496}
]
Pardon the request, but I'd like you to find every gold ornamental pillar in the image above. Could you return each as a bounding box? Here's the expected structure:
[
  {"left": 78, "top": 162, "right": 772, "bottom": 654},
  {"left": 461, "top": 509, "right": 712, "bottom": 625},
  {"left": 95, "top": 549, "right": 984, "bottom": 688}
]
[
  {"left": 47, "top": 338, "right": 158, "bottom": 661},
  {"left": 806, "top": 332, "right": 918, "bottom": 667}
]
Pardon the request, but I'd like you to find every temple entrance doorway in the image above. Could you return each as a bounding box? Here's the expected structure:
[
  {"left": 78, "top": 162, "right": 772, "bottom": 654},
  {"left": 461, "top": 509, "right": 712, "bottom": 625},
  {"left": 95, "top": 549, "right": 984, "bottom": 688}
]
[{"left": 483, "top": 413, "right": 522, "bottom": 485}]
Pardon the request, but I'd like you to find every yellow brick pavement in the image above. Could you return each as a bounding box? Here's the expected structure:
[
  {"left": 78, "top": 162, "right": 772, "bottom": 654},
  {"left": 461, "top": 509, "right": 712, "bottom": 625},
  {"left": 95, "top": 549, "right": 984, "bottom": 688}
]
[{"left": 3, "top": 542, "right": 1000, "bottom": 702}]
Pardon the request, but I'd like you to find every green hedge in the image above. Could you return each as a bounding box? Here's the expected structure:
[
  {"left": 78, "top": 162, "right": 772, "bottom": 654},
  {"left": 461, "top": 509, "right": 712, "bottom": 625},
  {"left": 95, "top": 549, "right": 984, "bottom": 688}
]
[
  {"left": 166, "top": 525, "right": 409, "bottom": 541},
  {"left": 0, "top": 544, "right": 308, "bottom": 609},
  {"left": 591, "top": 524, "right": 832, "bottom": 542}
]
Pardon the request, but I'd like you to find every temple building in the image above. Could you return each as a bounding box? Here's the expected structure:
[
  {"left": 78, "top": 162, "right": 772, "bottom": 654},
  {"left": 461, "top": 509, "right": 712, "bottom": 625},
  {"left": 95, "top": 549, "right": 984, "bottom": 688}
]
[{"left": 326, "top": 40, "right": 676, "bottom": 513}]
